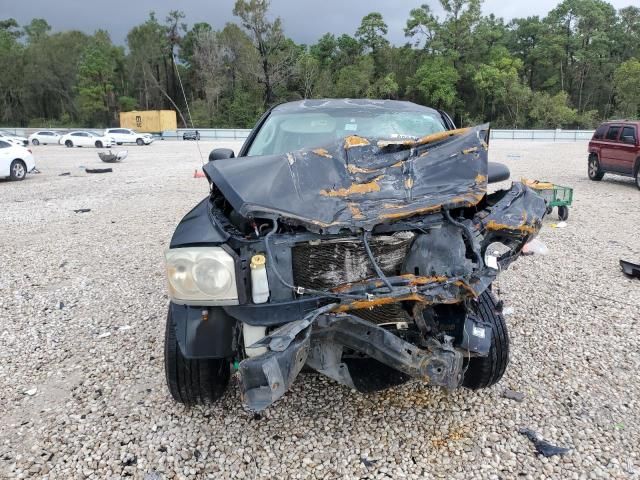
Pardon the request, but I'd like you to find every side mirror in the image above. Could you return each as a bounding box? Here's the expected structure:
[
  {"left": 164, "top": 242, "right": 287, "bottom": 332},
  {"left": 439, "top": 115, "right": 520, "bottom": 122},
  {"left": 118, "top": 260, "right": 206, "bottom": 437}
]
[
  {"left": 209, "top": 148, "right": 235, "bottom": 161},
  {"left": 487, "top": 162, "right": 510, "bottom": 184},
  {"left": 622, "top": 135, "right": 636, "bottom": 145}
]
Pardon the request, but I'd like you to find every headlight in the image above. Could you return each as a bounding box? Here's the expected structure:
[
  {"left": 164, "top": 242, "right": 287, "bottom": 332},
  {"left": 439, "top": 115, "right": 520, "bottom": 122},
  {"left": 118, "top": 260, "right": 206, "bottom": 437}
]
[{"left": 165, "top": 247, "right": 239, "bottom": 305}]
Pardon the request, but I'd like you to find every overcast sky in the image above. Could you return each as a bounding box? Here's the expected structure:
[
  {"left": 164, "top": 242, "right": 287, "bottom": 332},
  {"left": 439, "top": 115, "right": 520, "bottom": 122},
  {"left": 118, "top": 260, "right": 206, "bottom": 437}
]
[{"left": 3, "top": 0, "right": 635, "bottom": 46}]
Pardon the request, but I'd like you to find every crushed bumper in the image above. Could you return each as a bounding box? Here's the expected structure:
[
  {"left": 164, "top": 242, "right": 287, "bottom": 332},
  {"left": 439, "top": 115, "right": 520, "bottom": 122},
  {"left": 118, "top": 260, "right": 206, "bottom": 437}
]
[{"left": 238, "top": 309, "right": 463, "bottom": 411}]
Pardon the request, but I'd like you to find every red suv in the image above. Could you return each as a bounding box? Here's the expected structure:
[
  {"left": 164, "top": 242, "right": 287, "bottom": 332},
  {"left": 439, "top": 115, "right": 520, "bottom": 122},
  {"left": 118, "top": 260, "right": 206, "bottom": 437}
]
[{"left": 588, "top": 121, "right": 640, "bottom": 189}]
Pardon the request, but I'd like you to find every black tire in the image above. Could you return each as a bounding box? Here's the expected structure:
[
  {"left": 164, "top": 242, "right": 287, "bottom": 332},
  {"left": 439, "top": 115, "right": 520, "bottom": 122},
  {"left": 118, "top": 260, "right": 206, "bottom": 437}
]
[
  {"left": 136, "top": 138, "right": 144, "bottom": 146},
  {"left": 462, "top": 290, "right": 509, "bottom": 390},
  {"left": 9, "top": 160, "right": 27, "bottom": 181},
  {"left": 32, "top": 138, "right": 39, "bottom": 146},
  {"left": 588, "top": 154, "right": 604, "bottom": 181},
  {"left": 95, "top": 141, "right": 103, "bottom": 148},
  {"left": 117, "top": 142, "right": 123, "bottom": 146},
  {"left": 164, "top": 308, "right": 230, "bottom": 405},
  {"left": 635, "top": 164, "right": 640, "bottom": 191},
  {"left": 65, "top": 140, "right": 73, "bottom": 148},
  {"left": 557, "top": 205, "right": 569, "bottom": 221}
]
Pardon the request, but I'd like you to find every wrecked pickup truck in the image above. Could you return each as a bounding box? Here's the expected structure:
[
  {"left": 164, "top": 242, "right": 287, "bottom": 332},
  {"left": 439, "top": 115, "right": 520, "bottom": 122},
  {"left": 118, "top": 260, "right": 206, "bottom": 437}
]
[{"left": 164, "top": 99, "right": 546, "bottom": 411}]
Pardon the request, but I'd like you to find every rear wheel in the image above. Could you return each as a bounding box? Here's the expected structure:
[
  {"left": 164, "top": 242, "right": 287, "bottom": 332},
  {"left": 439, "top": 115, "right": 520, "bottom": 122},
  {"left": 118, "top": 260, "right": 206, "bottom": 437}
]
[
  {"left": 32, "top": 138, "right": 39, "bottom": 146},
  {"left": 164, "top": 308, "right": 231, "bottom": 405},
  {"left": 95, "top": 141, "right": 103, "bottom": 148},
  {"left": 635, "top": 165, "right": 640, "bottom": 191},
  {"left": 9, "top": 160, "right": 27, "bottom": 181},
  {"left": 462, "top": 290, "right": 509, "bottom": 390},
  {"left": 588, "top": 154, "right": 604, "bottom": 181},
  {"left": 65, "top": 140, "right": 73, "bottom": 148},
  {"left": 557, "top": 205, "right": 569, "bottom": 221}
]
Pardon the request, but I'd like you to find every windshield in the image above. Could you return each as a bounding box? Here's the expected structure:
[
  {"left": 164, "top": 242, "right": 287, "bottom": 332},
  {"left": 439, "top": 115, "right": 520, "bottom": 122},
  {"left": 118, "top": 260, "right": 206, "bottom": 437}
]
[{"left": 247, "top": 108, "right": 447, "bottom": 157}]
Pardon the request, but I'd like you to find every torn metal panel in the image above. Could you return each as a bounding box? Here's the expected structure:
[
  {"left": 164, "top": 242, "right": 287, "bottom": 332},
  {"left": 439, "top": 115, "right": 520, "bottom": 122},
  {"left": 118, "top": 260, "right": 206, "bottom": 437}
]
[
  {"left": 478, "top": 182, "right": 546, "bottom": 236},
  {"left": 205, "top": 125, "right": 490, "bottom": 234}
]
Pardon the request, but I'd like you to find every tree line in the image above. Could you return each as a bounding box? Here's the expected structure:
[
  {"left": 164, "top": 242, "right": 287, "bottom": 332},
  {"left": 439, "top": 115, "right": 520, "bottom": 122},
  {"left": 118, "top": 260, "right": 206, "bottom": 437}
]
[{"left": 1, "top": 0, "right": 639, "bottom": 130}]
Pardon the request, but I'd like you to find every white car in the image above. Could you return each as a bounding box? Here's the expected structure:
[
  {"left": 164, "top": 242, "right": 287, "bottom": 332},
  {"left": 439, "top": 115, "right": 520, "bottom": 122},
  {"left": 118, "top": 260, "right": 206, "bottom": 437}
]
[
  {"left": 0, "top": 140, "right": 36, "bottom": 181},
  {"left": 104, "top": 128, "right": 154, "bottom": 145},
  {"left": 0, "top": 130, "right": 28, "bottom": 147},
  {"left": 29, "top": 130, "right": 62, "bottom": 146},
  {"left": 59, "top": 131, "right": 113, "bottom": 148}
]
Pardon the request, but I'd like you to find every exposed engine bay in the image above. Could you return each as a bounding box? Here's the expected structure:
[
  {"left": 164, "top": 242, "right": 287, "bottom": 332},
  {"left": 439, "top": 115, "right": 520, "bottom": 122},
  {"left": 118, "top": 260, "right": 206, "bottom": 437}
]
[{"left": 174, "top": 125, "right": 547, "bottom": 411}]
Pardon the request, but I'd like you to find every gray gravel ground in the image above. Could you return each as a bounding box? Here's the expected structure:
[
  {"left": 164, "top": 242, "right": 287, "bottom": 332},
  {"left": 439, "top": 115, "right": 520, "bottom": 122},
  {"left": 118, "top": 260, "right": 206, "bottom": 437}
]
[{"left": 1, "top": 139, "right": 639, "bottom": 479}]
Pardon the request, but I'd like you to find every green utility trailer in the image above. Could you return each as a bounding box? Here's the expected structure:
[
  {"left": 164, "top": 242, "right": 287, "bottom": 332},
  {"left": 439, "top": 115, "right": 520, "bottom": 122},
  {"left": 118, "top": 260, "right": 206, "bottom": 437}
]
[{"left": 524, "top": 179, "right": 574, "bottom": 221}]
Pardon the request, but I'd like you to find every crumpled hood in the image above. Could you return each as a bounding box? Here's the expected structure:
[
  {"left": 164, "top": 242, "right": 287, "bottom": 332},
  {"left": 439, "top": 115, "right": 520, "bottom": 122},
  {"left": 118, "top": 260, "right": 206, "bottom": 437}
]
[{"left": 205, "top": 125, "right": 490, "bottom": 233}]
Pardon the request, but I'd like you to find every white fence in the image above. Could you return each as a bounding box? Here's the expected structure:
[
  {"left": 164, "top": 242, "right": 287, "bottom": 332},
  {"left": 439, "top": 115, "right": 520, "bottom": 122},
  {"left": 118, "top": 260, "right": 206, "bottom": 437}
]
[
  {"left": 2, "top": 127, "right": 593, "bottom": 142},
  {"left": 490, "top": 129, "right": 594, "bottom": 141}
]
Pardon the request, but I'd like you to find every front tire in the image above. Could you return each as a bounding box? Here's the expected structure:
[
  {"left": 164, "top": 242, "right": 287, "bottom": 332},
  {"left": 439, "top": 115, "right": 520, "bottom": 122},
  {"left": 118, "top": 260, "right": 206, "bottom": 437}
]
[
  {"left": 635, "top": 165, "right": 640, "bottom": 191},
  {"left": 9, "top": 160, "right": 27, "bottom": 181},
  {"left": 164, "top": 308, "right": 231, "bottom": 405},
  {"left": 95, "top": 141, "right": 103, "bottom": 148},
  {"left": 136, "top": 138, "right": 144, "bottom": 146},
  {"left": 32, "top": 139, "right": 39, "bottom": 146},
  {"left": 462, "top": 290, "right": 509, "bottom": 390},
  {"left": 588, "top": 154, "right": 604, "bottom": 181}
]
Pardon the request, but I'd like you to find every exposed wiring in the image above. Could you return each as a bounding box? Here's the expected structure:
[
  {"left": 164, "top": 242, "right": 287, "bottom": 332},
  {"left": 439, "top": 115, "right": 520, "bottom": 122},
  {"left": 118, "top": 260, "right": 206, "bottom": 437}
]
[
  {"left": 362, "top": 230, "right": 394, "bottom": 293},
  {"left": 443, "top": 208, "right": 483, "bottom": 267}
]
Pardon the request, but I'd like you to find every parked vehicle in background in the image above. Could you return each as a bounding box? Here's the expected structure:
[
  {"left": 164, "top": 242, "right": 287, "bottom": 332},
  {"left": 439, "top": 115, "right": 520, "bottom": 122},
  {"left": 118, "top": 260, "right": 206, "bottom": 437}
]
[
  {"left": 182, "top": 130, "right": 200, "bottom": 141},
  {"left": 0, "top": 130, "right": 28, "bottom": 147},
  {"left": 28, "top": 131, "right": 62, "bottom": 145},
  {"left": 104, "top": 128, "right": 154, "bottom": 145},
  {"left": 0, "top": 141, "right": 35, "bottom": 181},
  {"left": 588, "top": 121, "right": 640, "bottom": 190},
  {"left": 59, "top": 131, "right": 113, "bottom": 148}
]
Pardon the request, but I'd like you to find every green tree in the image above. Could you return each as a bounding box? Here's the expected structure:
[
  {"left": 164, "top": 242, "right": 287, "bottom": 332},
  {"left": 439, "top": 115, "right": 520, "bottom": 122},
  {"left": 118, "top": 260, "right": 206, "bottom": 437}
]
[
  {"left": 528, "top": 91, "right": 578, "bottom": 127},
  {"left": 408, "top": 56, "right": 459, "bottom": 110},
  {"left": 233, "top": 0, "right": 295, "bottom": 107},
  {"left": 405, "top": 4, "right": 439, "bottom": 50},
  {"left": 77, "top": 31, "right": 122, "bottom": 126},
  {"left": 23, "top": 18, "right": 51, "bottom": 43},
  {"left": 356, "top": 12, "right": 389, "bottom": 53},
  {"left": 613, "top": 58, "right": 640, "bottom": 118},
  {"left": 334, "top": 56, "right": 374, "bottom": 98},
  {"left": 474, "top": 52, "right": 531, "bottom": 127}
]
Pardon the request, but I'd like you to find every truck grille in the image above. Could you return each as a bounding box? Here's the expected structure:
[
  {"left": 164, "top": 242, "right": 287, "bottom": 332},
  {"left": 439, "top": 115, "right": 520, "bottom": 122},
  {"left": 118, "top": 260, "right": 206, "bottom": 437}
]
[{"left": 291, "top": 232, "right": 415, "bottom": 291}]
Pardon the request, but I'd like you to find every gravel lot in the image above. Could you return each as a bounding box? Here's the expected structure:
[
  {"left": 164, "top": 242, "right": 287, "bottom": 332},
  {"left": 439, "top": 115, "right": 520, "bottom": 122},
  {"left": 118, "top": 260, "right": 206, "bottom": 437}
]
[{"left": 1, "top": 139, "right": 639, "bottom": 479}]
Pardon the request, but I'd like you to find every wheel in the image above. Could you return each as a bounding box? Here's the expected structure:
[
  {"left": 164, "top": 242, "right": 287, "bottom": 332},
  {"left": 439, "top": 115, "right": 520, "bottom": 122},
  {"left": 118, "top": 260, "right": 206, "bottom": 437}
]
[
  {"left": 136, "top": 138, "right": 144, "bottom": 146},
  {"left": 557, "top": 206, "right": 569, "bottom": 221},
  {"left": 588, "top": 154, "right": 604, "bottom": 181},
  {"left": 635, "top": 166, "right": 640, "bottom": 191},
  {"left": 462, "top": 290, "right": 509, "bottom": 390},
  {"left": 546, "top": 206, "right": 553, "bottom": 215},
  {"left": 65, "top": 140, "right": 73, "bottom": 148},
  {"left": 32, "top": 138, "right": 39, "bottom": 146},
  {"left": 95, "top": 141, "right": 103, "bottom": 148},
  {"left": 117, "top": 142, "right": 122, "bottom": 146},
  {"left": 9, "top": 160, "right": 27, "bottom": 181},
  {"left": 164, "top": 308, "right": 230, "bottom": 405},
  {"left": 182, "top": 135, "right": 187, "bottom": 141}
]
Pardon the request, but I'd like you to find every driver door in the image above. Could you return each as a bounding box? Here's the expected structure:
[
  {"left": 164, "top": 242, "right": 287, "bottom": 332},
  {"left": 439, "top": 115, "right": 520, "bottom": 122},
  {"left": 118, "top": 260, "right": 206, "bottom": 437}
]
[{"left": 0, "top": 141, "right": 12, "bottom": 176}]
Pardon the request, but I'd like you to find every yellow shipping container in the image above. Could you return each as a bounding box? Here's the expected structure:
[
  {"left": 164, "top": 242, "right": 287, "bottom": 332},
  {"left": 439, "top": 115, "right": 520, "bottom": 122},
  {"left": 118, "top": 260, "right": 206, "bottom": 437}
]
[{"left": 119, "top": 110, "right": 177, "bottom": 133}]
